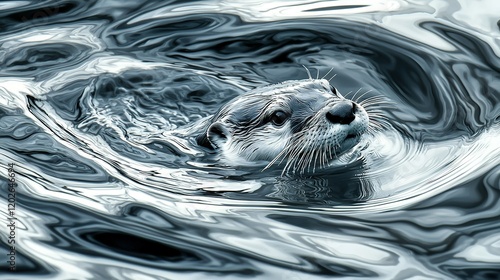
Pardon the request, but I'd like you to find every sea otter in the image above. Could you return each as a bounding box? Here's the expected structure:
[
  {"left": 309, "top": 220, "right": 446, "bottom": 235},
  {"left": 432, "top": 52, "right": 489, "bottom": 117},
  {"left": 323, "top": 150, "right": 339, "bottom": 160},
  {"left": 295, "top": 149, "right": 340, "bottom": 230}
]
[{"left": 195, "top": 78, "right": 369, "bottom": 174}]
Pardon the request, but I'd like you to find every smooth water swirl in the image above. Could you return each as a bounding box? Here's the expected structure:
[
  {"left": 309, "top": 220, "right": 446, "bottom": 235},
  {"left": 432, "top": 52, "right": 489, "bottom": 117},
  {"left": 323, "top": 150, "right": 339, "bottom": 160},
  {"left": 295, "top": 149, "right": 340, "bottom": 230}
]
[{"left": 0, "top": 0, "right": 499, "bottom": 279}]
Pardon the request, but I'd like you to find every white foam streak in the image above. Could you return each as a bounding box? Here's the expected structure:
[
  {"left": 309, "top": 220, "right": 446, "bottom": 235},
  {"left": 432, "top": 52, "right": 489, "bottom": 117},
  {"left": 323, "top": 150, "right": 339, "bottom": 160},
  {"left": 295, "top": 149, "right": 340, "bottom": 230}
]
[
  {"left": 0, "top": 25, "right": 104, "bottom": 53},
  {"left": 130, "top": 0, "right": 400, "bottom": 24}
]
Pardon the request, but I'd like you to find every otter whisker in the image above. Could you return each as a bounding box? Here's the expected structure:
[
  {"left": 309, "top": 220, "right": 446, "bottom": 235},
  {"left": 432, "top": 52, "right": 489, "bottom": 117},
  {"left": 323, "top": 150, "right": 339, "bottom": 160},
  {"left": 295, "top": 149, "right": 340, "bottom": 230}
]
[
  {"left": 354, "top": 89, "right": 373, "bottom": 104},
  {"left": 365, "top": 111, "right": 393, "bottom": 121},
  {"left": 359, "top": 96, "right": 397, "bottom": 108},
  {"left": 361, "top": 99, "right": 393, "bottom": 105},
  {"left": 270, "top": 133, "right": 303, "bottom": 176},
  {"left": 360, "top": 98, "right": 396, "bottom": 106},
  {"left": 368, "top": 116, "right": 390, "bottom": 122},
  {"left": 366, "top": 111, "right": 391, "bottom": 117},
  {"left": 287, "top": 154, "right": 300, "bottom": 174},
  {"left": 369, "top": 125, "right": 389, "bottom": 133},
  {"left": 359, "top": 94, "right": 384, "bottom": 100},
  {"left": 264, "top": 127, "right": 311, "bottom": 172},
  {"left": 363, "top": 100, "right": 392, "bottom": 106},
  {"left": 307, "top": 147, "right": 316, "bottom": 173},
  {"left": 284, "top": 139, "right": 302, "bottom": 161},
  {"left": 262, "top": 131, "right": 305, "bottom": 171},
  {"left": 365, "top": 106, "right": 397, "bottom": 114},
  {"left": 369, "top": 119, "right": 392, "bottom": 128},
  {"left": 280, "top": 153, "right": 296, "bottom": 176},
  {"left": 312, "top": 144, "right": 321, "bottom": 173},
  {"left": 328, "top": 73, "right": 337, "bottom": 82},
  {"left": 264, "top": 154, "right": 285, "bottom": 171},
  {"left": 362, "top": 102, "right": 397, "bottom": 109},
  {"left": 328, "top": 140, "right": 333, "bottom": 161},
  {"left": 349, "top": 88, "right": 363, "bottom": 100},
  {"left": 322, "top": 67, "right": 335, "bottom": 80},
  {"left": 304, "top": 147, "right": 312, "bottom": 173},
  {"left": 284, "top": 147, "right": 301, "bottom": 175},
  {"left": 287, "top": 142, "right": 305, "bottom": 164},
  {"left": 367, "top": 125, "right": 381, "bottom": 133},
  {"left": 291, "top": 128, "right": 327, "bottom": 173},
  {"left": 368, "top": 126, "right": 384, "bottom": 134},
  {"left": 375, "top": 118, "right": 392, "bottom": 126},
  {"left": 319, "top": 141, "right": 325, "bottom": 169},
  {"left": 366, "top": 113, "right": 392, "bottom": 122},
  {"left": 317, "top": 144, "right": 324, "bottom": 172},
  {"left": 293, "top": 138, "right": 312, "bottom": 174},
  {"left": 360, "top": 95, "right": 392, "bottom": 103},
  {"left": 369, "top": 120, "right": 391, "bottom": 130},
  {"left": 282, "top": 133, "right": 308, "bottom": 159},
  {"left": 366, "top": 110, "right": 391, "bottom": 116},
  {"left": 368, "top": 121, "right": 385, "bottom": 129},
  {"left": 302, "top": 65, "right": 313, "bottom": 80},
  {"left": 294, "top": 139, "right": 312, "bottom": 174},
  {"left": 324, "top": 140, "right": 332, "bottom": 167},
  {"left": 320, "top": 140, "right": 329, "bottom": 169},
  {"left": 282, "top": 137, "right": 309, "bottom": 175},
  {"left": 333, "top": 142, "right": 339, "bottom": 159}
]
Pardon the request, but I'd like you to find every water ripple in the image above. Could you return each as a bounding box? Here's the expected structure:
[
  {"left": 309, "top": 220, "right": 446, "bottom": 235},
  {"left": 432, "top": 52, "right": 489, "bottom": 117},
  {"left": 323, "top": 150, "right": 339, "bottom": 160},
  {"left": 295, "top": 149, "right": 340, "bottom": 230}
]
[{"left": 1, "top": 0, "right": 499, "bottom": 278}]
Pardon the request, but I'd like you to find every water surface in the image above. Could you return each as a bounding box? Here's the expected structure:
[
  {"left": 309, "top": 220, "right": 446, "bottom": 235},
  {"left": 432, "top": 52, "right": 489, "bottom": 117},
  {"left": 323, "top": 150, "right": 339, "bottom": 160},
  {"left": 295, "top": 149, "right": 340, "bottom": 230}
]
[{"left": 1, "top": 0, "right": 499, "bottom": 279}]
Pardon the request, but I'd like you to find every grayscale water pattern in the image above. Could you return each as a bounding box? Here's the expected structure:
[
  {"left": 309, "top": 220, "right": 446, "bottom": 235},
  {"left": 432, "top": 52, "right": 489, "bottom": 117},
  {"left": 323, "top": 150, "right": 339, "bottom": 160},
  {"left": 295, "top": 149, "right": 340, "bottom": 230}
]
[{"left": 0, "top": 0, "right": 499, "bottom": 279}]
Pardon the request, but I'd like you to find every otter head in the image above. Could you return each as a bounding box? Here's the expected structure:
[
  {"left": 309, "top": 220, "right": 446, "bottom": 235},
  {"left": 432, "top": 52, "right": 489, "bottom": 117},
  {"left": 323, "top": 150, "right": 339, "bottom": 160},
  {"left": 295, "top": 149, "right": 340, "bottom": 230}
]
[{"left": 197, "top": 79, "right": 369, "bottom": 173}]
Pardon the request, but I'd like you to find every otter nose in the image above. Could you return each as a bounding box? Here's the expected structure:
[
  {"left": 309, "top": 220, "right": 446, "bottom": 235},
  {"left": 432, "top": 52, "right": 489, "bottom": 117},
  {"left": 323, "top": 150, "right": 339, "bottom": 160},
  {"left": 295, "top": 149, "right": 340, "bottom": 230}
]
[{"left": 326, "top": 101, "right": 355, "bottom": 124}]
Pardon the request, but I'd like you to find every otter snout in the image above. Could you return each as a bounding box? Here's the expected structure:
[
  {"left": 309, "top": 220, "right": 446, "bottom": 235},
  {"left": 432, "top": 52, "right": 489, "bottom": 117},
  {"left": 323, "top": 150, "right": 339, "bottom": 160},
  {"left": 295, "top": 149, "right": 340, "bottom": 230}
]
[{"left": 325, "top": 100, "right": 356, "bottom": 125}]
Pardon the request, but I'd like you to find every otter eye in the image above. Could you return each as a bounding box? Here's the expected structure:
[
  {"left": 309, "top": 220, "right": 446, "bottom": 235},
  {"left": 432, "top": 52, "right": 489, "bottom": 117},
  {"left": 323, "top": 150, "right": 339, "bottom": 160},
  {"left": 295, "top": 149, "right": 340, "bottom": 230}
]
[
  {"left": 269, "top": 111, "right": 288, "bottom": 126},
  {"left": 329, "top": 85, "right": 338, "bottom": 95}
]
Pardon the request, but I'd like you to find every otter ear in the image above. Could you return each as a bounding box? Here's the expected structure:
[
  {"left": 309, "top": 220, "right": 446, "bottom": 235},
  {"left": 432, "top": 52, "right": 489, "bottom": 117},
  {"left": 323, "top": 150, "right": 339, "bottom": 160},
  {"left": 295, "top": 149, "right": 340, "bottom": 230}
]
[{"left": 207, "top": 122, "right": 230, "bottom": 149}]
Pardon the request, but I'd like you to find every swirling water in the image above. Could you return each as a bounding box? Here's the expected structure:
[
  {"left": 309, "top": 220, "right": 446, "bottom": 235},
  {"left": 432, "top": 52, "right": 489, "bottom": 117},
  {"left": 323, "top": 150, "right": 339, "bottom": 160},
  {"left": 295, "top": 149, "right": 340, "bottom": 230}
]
[{"left": 0, "top": 0, "right": 499, "bottom": 279}]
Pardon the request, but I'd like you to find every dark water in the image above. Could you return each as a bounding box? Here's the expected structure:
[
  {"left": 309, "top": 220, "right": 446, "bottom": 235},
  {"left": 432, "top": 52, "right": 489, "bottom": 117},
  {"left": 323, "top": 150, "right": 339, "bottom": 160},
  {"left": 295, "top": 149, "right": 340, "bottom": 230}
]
[{"left": 1, "top": 0, "right": 500, "bottom": 279}]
